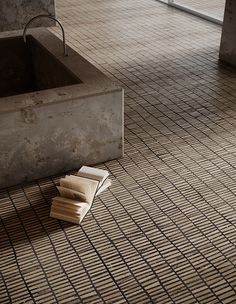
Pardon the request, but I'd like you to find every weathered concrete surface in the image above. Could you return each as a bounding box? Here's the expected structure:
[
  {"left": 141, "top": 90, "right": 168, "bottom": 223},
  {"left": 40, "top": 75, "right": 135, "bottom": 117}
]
[
  {"left": 0, "top": 29, "right": 124, "bottom": 188},
  {"left": 0, "top": 0, "right": 55, "bottom": 32},
  {"left": 219, "top": 0, "right": 236, "bottom": 66}
]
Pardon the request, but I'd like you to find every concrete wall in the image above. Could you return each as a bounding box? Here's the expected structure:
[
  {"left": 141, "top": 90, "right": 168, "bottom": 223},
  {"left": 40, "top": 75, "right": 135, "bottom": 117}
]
[
  {"left": 0, "top": 0, "right": 55, "bottom": 32},
  {"left": 219, "top": 0, "right": 236, "bottom": 66},
  {"left": 0, "top": 90, "right": 123, "bottom": 188}
]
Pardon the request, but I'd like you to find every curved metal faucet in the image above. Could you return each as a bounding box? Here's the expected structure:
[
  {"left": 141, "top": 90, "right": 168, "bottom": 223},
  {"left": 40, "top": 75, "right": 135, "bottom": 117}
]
[{"left": 23, "top": 14, "right": 68, "bottom": 56}]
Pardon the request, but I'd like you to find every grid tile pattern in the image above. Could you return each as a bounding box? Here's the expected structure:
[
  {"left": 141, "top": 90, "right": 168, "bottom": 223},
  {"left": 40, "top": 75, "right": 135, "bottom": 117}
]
[{"left": 1, "top": 0, "right": 236, "bottom": 303}]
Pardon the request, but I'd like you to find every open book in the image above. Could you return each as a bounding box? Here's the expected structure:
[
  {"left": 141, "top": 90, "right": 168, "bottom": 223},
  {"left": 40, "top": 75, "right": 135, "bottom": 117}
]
[
  {"left": 77, "top": 166, "right": 111, "bottom": 195},
  {"left": 50, "top": 166, "right": 111, "bottom": 224}
]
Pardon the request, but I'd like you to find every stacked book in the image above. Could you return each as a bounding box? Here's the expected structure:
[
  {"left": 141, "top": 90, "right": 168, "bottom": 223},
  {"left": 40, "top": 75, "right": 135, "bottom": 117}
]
[{"left": 50, "top": 166, "right": 111, "bottom": 224}]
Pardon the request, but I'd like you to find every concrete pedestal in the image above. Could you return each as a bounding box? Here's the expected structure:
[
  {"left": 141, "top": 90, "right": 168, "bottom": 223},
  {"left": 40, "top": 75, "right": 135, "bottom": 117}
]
[
  {"left": 0, "top": 29, "right": 124, "bottom": 189},
  {"left": 219, "top": 0, "right": 236, "bottom": 66}
]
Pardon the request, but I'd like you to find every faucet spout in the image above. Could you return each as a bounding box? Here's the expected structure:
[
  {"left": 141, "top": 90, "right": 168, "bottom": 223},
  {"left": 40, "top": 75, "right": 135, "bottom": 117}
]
[{"left": 23, "top": 14, "right": 68, "bottom": 56}]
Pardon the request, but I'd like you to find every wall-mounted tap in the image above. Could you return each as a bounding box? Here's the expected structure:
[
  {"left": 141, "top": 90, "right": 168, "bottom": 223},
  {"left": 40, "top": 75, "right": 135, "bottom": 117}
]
[{"left": 23, "top": 14, "right": 68, "bottom": 56}]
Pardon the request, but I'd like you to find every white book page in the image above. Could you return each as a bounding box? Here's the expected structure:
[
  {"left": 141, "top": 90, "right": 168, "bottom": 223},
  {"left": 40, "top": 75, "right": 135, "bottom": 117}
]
[
  {"left": 52, "top": 196, "right": 86, "bottom": 206},
  {"left": 77, "top": 166, "right": 109, "bottom": 187},
  {"left": 66, "top": 175, "right": 99, "bottom": 205},
  {"left": 96, "top": 178, "right": 112, "bottom": 196},
  {"left": 50, "top": 211, "right": 81, "bottom": 224},
  {"left": 52, "top": 200, "right": 88, "bottom": 214},
  {"left": 56, "top": 186, "right": 87, "bottom": 202},
  {"left": 51, "top": 203, "right": 90, "bottom": 224},
  {"left": 60, "top": 176, "right": 91, "bottom": 201},
  {"left": 51, "top": 204, "right": 85, "bottom": 217}
]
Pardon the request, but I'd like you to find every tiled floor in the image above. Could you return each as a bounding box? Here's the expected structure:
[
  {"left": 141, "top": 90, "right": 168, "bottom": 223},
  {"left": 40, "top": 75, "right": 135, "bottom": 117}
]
[
  {"left": 173, "top": 0, "right": 225, "bottom": 20},
  {"left": 2, "top": 0, "right": 236, "bottom": 303}
]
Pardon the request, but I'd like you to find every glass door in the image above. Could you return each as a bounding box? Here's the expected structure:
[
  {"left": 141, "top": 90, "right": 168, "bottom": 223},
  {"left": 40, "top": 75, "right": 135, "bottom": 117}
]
[{"left": 166, "top": 0, "right": 225, "bottom": 25}]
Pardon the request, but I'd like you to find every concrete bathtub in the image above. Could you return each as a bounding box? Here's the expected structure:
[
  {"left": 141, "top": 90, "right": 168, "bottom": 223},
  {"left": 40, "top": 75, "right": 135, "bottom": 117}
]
[{"left": 0, "top": 29, "right": 124, "bottom": 188}]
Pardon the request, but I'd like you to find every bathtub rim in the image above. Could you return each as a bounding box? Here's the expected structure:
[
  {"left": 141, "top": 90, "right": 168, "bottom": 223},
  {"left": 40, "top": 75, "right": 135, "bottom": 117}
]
[{"left": 0, "top": 28, "right": 122, "bottom": 114}]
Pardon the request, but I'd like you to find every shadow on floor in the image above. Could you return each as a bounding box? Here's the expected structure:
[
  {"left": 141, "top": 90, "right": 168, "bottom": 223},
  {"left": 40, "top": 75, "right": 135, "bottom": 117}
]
[{"left": 0, "top": 182, "right": 75, "bottom": 250}]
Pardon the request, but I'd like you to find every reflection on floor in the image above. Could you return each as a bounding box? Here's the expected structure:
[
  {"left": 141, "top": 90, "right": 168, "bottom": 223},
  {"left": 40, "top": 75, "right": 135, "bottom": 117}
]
[
  {"left": 1, "top": 0, "right": 236, "bottom": 303},
  {"left": 174, "top": 0, "right": 225, "bottom": 20}
]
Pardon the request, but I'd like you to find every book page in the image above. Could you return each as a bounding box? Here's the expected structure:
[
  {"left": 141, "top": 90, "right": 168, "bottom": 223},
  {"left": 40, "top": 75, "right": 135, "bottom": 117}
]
[
  {"left": 51, "top": 202, "right": 90, "bottom": 224},
  {"left": 50, "top": 211, "right": 81, "bottom": 224},
  {"left": 96, "top": 178, "right": 112, "bottom": 196},
  {"left": 56, "top": 186, "right": 87, "bottom": 202},
  {"left": 66, "top": 175, "right": 99, "bottom": 204},
  {"left": 60, "top": 176, "right": 91, "bottom": 200},
  {"left": 51, "top": 203, "right": 89, "bottom": 217},
  {"left": 52, "top": 196, "right": 88, "bottom": 207},
  {"left": 77, "top": 166, "right": 109, "bottom": 187},
  {"left": 52, "top": 200, "right": 87, "bottom": 214}
]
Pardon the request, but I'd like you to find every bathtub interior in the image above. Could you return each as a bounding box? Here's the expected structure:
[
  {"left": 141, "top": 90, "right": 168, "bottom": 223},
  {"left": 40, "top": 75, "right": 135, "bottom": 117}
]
[{"left": 0, "top": 35, "right": 81, "bottom": 98}]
